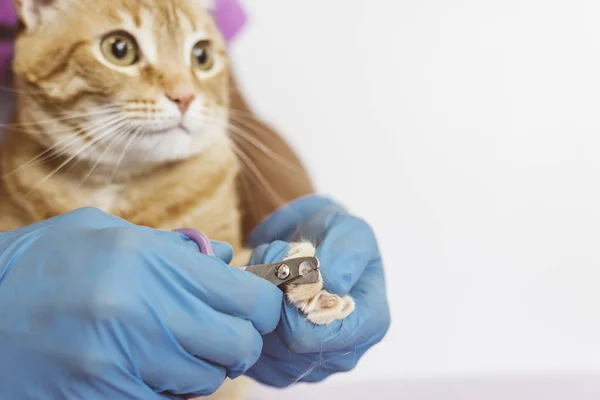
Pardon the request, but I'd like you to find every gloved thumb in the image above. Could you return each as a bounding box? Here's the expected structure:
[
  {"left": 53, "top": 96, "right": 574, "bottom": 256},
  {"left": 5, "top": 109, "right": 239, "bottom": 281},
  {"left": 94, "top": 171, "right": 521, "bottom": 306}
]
[
  {"left": 210, "top": 240, "right": 234, "bottom": 263},
  {"left": 249, "top": 241, "right": 291, "bottom": 266}
]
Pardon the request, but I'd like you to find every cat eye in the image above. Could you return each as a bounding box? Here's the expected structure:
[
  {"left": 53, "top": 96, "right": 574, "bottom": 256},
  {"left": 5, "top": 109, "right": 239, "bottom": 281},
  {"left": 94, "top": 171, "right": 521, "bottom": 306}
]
[
  {"left": 100, "top": 31, "right": 139, "bottom": 67},
  {"left": 191, "top": 40, "right": 214, "bottom": 71}
]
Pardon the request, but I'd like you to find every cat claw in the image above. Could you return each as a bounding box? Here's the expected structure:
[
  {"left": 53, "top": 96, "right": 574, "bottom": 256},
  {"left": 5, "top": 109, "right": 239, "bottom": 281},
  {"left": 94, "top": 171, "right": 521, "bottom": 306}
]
[
  {"left": 306, "top": 293, "right": 355, "bottom": 325},
  {"left": 284, "top": 242, "right": 356, "bottom": 325}
]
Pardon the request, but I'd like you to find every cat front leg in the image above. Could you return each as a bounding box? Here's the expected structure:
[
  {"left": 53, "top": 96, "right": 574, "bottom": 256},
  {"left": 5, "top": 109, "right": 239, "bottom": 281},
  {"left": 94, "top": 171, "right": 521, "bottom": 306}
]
[
  {"left": 232, "top": 242, "right": 355, "bottom": 325},
  {"left": 282, "top": 242, "right": 355, "bottom": 325}
]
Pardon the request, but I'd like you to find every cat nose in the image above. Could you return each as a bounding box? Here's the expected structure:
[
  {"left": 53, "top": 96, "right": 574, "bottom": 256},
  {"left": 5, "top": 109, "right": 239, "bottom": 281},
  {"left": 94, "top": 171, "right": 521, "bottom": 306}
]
[{"left": 166, "top": 91, "right": 195, "bottom": 115}]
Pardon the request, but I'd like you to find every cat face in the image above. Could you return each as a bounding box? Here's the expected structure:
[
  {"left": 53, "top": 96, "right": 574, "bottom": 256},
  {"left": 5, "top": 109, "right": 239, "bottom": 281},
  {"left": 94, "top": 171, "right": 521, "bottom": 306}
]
[{"left": 12, "top": 0, "right": 229, "bottom": 169}]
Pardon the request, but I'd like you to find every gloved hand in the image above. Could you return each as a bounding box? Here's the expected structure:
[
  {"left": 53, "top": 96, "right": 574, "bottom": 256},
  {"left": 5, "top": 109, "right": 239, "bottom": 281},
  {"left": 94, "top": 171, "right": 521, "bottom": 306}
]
[
  {"left": 244, "top": 195, "right": 391, "bottom": 387},
  {"left": 0, "top": 207, "right": 282, "bottom": 399}
]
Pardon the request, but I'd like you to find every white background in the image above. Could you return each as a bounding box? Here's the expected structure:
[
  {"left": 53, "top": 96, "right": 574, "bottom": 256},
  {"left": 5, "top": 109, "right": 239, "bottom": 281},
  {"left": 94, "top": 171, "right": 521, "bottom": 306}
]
[{"left": 230, "top": 0, "right": 600, "bottom": 394}]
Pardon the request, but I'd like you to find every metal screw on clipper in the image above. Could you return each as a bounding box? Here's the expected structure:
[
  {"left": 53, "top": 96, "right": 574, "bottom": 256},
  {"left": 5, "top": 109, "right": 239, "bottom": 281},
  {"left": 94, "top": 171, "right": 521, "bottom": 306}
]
[
  {"left": 173, "top": 228, "right": 321, "bottom": 289},
  {"left": 276, "top": 264, "right": 291, "bottom": 280}
]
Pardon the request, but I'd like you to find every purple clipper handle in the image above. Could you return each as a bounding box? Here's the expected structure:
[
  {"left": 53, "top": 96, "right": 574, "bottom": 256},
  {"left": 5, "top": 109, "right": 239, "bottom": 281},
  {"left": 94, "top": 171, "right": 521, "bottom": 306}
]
[{"left": 174, "top": 228, "right": 215, "bottom": 256}]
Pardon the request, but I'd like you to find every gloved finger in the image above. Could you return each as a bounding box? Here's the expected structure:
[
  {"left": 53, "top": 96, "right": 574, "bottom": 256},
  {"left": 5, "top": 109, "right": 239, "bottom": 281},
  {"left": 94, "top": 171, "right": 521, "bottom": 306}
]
[
  {"left": 249, "top": 240, "right": 291, "bottom": 265},
  {"left": 247, "top": 196, "right": 345, "bottom": 247},
  {"left": 210, "top": 241, "right": 234, "bottom": 263},
  {"left": 109, "top": 229, "right": 281, "bottom": 335},
  {"left": 286, "top": 202, "right": 347, "bottom": 244},
  {"left": 161, "top": 247, "right": 283, "bottom": 335},
  {"left": 66, "top": 369, "right": 170, "bottom": 400},
  {"left": 161, "top": 301, "right": 263, "bottom": 378},
  {"left": 314, "top": 215, "right": 379, "bottom": 296},
  {"left": 299, "top": 345, "right": 371, "bottom": 382},
  {"left": 137, "top": 339, "right": 227, "bottom": 398},
  {"left": 159, "top": 393, "right": 185, "bottom": 400},
  {"left": 131, "top": 305, "right": 231, "bottom": 397},
  {"left": 245, "top": 341, "right": 370, "bottom": 388},
  {"left": 276, "top": 261, "right": 390, "bottom": 353},
  {"left": 244, "top": 349, "right": 305, "bottom": 388}
]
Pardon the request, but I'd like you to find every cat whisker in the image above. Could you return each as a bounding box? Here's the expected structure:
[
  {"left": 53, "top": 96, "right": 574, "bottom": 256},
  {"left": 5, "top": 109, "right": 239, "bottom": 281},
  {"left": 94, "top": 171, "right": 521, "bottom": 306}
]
[
  {"left": 187, "top": 109, "right": 299, "bottom": 176},
  {"left": 64, "top": 117, "right": 131, "bottom": 174},
  {"left": 0, "top": 105, "right": 122, "bottom": 128},
  {"left": 187, "top": 108, "right": 291, "bottom": 214},
  {"left": 1, "top": 114, "right": 126, "bottom": 179},
  {"left": 17, "top": 94, "right": 124, "bottom": 113},
  {"left": 2, "top": 135, "right": 82, "bottom": 179},
  {"left": 186, "top": 109, "right": 219, "bottom": 124},
  {"left": 291, "top": 351, "right": 354, "bottom": 386},
  {"left": 14, "top": 119, "right": 112, "bottom": 137},
  {"left": 232, "top": 146, "right": 285, "bottom": 208},
  {"left": 0, "top": 85, "right": 51, "bottom": 96},
  {"left": 227, "top": 108, "right": 274, "bottom": 132},
  {"left": 227, "top": 121, "right": 305, "bottom": 173},
  {"left": 227, "top": 109, "right": 298, "bottom": 143},
  {"left": 19, "top": 117, "right": 128, "bottom": 197},
  {"left": 109, "top": 125, "right": 143, "bottom": 185},
  {"left": 41, "top": 116, "right": 128, "bottom": 172},
  {"left": 74, "top": 120, "right": 133, "bottom": 188},
  {"left": 236, "top": 164, "right": 261, "bottom": 226}
]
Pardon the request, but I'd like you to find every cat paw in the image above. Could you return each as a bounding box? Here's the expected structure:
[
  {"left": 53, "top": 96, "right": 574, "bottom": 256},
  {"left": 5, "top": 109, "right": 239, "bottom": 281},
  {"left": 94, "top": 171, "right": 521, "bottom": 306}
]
[{"left": 283, "top": 241, "right": 355, "bottom": 325}]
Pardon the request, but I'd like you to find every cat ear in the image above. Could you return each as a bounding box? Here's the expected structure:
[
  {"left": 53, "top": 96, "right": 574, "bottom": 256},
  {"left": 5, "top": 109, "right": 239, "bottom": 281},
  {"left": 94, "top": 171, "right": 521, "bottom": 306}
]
[{"left": 13, "top": 0, "right": 54, "bottom": 31}]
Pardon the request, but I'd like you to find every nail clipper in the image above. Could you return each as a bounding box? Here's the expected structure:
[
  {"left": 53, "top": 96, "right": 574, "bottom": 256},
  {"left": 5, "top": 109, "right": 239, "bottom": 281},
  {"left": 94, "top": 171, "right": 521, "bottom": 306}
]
[{"left": 174, "top": 228, "right": 321, "bottom": 289}]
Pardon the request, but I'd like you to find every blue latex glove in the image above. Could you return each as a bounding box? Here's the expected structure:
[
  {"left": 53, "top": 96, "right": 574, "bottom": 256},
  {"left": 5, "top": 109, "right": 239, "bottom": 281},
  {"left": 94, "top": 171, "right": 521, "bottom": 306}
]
[
  {"left": 244, "top": 195, "right": 391, "bottom": 387},
  {"left": 0, "top": 208, "right": 283, "bottom": 399}
]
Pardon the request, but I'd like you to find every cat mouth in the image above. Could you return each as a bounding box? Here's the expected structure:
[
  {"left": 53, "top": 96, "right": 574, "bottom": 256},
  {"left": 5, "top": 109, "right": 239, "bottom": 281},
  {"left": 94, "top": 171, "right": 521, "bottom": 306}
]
[{"left": 145, "top": 123, "right": 191, "bottom": 135}]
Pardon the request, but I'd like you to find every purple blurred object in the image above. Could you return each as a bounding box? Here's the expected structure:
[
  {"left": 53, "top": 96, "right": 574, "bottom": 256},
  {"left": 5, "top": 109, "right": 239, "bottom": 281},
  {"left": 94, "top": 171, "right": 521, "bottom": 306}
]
[
  {"left": 211, "top": 0, "right": 247, "bottom": 43},
  {"left": 0, "top": 0, "right": 16, "bottom": 84},
  {"left": 0, "top": 0, "right": 16, "bottom": 26}
]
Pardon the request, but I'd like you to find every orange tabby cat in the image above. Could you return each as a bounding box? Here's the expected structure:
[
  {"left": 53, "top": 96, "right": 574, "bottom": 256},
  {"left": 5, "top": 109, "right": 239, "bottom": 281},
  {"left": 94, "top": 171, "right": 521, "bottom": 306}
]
[{"left": 0, "top": 0, "right": 355, "bottom": 398}]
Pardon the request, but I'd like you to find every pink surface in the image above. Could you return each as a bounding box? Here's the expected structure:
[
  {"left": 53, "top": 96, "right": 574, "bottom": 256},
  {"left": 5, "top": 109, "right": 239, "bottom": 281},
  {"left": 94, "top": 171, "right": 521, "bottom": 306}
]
[{"left": 250, "top": 376, "right": 600, "bottom": 400}]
